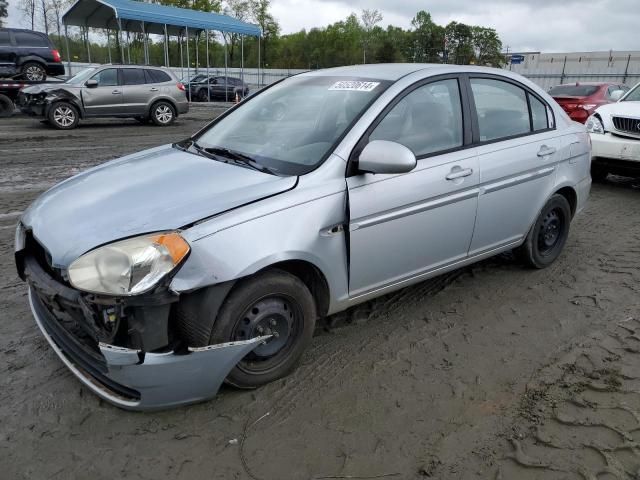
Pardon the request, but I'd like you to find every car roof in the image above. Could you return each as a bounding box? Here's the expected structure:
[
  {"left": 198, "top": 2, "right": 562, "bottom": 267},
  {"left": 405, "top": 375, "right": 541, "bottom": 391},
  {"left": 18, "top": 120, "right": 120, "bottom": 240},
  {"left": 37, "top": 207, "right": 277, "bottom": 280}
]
[
  {"left": 1, "top": 28, "right": 48, "bottom": 36},
  {"left": 299, "top": 63, "right": 525, "bottom": 82}
]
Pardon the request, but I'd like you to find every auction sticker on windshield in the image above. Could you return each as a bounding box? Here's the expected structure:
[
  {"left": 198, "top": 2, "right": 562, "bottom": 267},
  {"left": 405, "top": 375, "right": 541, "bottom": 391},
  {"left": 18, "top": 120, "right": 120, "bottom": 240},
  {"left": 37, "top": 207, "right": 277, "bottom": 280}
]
[{"left": 329, "top": 81, "right": 380, "bottom": 92}]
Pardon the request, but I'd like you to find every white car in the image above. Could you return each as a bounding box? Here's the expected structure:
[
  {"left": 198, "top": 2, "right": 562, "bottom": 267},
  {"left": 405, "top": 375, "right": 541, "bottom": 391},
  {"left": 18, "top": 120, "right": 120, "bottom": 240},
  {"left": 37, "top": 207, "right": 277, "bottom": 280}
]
[{"left": 586, "top": 82, "right": 640, "bottom": 180}]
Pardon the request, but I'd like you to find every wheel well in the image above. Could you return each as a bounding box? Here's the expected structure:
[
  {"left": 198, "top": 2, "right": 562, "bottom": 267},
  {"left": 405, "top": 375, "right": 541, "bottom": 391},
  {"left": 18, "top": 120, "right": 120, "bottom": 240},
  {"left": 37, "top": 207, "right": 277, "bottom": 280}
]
[
  {"left": 555, "top": 186, "right": 577, "bottom": 218},
  {"left": 149, "top": 98, "right": 177, "bottom": 116},
  {"left": 260, "top": 260, "right": 330, "bottom": 317}
]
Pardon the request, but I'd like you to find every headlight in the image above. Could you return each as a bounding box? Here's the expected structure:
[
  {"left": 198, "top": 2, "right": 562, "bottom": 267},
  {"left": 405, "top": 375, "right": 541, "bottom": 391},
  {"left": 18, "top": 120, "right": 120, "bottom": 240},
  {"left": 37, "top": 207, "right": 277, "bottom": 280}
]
[
  {"left": 68, "top": 232, "right": 190, "bottom": 296},
  {"left": 585, "top": 115, "right": 605, "bottom": 134}
]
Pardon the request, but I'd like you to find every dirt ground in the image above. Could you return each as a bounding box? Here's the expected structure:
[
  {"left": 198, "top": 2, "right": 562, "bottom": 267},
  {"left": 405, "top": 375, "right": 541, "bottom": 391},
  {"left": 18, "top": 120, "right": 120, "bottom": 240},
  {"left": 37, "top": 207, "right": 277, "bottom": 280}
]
[{"left": 1, "top": 108, "right": 640, "bottom": 480}]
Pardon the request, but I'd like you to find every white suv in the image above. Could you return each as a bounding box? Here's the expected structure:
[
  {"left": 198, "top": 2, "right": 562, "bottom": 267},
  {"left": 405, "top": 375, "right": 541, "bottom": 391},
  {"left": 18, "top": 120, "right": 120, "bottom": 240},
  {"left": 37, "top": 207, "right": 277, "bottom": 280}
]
[{"left": 587, "top": 82, "right": 640, "bottom": 180}]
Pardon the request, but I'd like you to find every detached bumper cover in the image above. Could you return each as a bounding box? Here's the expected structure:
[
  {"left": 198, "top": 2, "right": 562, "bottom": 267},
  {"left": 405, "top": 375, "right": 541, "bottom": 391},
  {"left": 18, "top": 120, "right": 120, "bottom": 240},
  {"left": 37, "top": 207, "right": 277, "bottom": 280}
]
[
  {"left": 591, "top": 133, "right": 640, "bottom": 163},
  {"left": 29, "top": 288, "right": 268, "bottom": 411}
]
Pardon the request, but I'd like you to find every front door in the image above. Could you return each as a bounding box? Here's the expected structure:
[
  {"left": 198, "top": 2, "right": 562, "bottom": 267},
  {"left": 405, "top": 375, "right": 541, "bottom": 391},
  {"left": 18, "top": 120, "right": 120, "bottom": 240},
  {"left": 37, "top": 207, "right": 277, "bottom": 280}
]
[
  {"left": 466, "top": 76, "right": 563, "bottom": 255},
  {"left": 81, "top": 67, "right": 122, "bottom": 116},
  {"left": 347, "top": 78, "right": 479, "bottom": 297}
]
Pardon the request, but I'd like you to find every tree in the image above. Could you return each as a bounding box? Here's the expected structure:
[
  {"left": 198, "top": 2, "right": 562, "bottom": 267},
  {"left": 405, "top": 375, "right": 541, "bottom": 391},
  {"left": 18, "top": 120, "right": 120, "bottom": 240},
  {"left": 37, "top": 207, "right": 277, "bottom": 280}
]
[
  {"left": 410, "top": 11, "right": 444, "bottom": 63},
  {"left": 444, "top": 21, "right": 474, "bottom": 64},
  {"left": 39, "top": 0, "right": 50, "bottom": 34},
  {"left": 222, "top": 0, "right": 251, "bottom": 66},
  {"left": 0, "top": 0, "right": 8, "bottom": 28},
  {"left": 360, "top": 9, "right": 382, "bottom": 64},
  {"left": 249, "top": 0, "right": 279, "bottom": 67},
  {"left": 19, "top": 0, "right": 37, "bottom": 30},
  {"left": 471, "top": 26, "right": 503, "bottom": 66}
]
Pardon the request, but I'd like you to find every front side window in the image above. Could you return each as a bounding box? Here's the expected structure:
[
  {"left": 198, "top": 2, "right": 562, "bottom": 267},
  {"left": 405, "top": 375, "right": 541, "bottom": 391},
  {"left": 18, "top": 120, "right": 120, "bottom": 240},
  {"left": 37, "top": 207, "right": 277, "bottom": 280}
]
[
  {"left": 369, "top": 79, "right": 463, "bottom": 157},
  {"left": 91, "top": 68, "right": 118, "bottom": 87},
  {"left": 622, "top": 83, "right": 640, "bottom": 102},
  {"left": 122, "top": 69, "right": 145, "bottom": 85},
  {"left": 0, "top": 31, "right": 11, "bottom": 46},
  {"left": 471, "top": 78, "right": 530, "bottom": 142},
  {"left": 195, "top": 76, "right": 390, "bottom": 176}
]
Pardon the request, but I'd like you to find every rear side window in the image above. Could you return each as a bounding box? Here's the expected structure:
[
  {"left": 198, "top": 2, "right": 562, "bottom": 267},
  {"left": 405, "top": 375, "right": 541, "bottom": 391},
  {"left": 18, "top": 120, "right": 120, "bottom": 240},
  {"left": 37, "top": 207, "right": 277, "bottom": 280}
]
[
  {"left": 529, "top": 94, "right": 549, "bottom": 131},
  {"left": 471, "top": 78, "right": 530, "bottom": 142},
  {"left": 370, "top": 79, "right": 464, "bottom": 157},
  {"left": 0, "top": 31, "right": 11, "bottom": 46},
  {"left": 91, "top": 68, "right": 118, "bottom": 87},
  {"left": 14, "top": 32, "right": 48, "bottom": 47},
  {"left": 145, "top": 69, "right": 171, "bottom": 84},
  {"left": 122, "top": 69, "right": 146, "bottom": 85}
]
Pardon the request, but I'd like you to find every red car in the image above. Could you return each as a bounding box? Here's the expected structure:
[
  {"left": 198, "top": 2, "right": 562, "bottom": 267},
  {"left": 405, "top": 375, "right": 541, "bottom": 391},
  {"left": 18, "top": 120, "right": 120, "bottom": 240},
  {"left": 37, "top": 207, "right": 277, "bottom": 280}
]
[{"left": 548, "top": 82, "right": 629, "bottom": 123}]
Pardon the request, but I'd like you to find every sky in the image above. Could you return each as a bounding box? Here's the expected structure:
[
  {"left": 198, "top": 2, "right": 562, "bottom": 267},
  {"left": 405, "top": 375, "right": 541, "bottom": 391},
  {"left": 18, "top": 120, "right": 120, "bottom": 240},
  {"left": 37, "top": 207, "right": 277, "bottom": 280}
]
[{"left": 5, "top": 0, "right": 640, "bottom": 53}]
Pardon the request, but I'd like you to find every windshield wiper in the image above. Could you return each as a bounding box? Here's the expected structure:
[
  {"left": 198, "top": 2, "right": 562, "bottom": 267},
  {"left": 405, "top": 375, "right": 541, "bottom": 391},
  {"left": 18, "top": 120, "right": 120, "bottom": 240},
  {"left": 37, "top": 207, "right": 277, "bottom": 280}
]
[{"left": 203, "top": 146, "right": 278, "bottom": 176}]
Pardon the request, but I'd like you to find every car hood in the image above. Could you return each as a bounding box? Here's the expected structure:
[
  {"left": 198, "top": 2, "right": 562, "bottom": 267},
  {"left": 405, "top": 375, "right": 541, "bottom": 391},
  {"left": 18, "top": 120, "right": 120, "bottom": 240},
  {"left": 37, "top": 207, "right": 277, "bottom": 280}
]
[
  {"left": 21, "top": 83, "right": 78, "bottom": 95},
  {"left": 21, "top": 145, "right": 297, "bottom": 268},
  {"left": 595, "top": 101, "right": 640, "bottom": 119}
]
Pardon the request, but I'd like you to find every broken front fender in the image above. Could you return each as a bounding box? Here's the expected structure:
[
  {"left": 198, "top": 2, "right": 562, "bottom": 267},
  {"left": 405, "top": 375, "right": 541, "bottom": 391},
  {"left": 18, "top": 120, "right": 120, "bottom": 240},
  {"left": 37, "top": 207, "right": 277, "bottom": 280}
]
[{"left": 30, "top": 288, "right": 268, "bottom": 411}]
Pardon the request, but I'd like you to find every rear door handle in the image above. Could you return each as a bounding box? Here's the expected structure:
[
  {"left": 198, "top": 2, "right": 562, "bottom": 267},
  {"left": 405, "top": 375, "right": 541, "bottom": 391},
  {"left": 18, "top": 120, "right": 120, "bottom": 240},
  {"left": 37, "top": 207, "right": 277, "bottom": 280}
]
[
  {"left": 149, "top": 87, "right": 158, "bottom": 92},
  {"left": 537, "top": 145, "right": 556, "bottom": 157},
  {"left": 111, "top": 89, "right": 121, "bottom": 94},
  {"left": 446, "top": 167, "right": 474, "bottom": 180}
]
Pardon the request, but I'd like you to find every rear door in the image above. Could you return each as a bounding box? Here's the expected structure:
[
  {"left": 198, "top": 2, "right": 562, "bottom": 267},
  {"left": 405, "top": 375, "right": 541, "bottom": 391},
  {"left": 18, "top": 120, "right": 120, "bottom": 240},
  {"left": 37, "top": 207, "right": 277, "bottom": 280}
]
[
  {"left": 0, "top": 30, "right": 16, "bottom": 75},
  {"left": 81, "top": 67, "right": 122, "bottom": 116},
  {"left": 467, "top": 76, "right": 563, "bottom": 255},
  {"left": 120, "top": 68, "right": 149, "bottom": 114}
]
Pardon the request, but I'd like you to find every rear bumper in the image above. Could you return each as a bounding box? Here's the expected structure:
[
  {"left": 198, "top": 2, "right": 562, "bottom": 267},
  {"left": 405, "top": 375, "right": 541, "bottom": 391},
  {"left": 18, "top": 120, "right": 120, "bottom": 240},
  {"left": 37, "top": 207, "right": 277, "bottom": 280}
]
[
  {"left": 177, "top": 100, "right": 189, "bottom": 115},
  {"left": 29, "top": 287, "right": 267, "bottom": 411}
]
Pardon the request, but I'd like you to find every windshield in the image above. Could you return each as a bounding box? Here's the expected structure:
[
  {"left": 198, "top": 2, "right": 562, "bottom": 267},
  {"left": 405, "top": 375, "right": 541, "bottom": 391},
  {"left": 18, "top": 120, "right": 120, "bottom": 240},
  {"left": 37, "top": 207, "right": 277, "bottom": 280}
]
[
  {"left": 548, "top": 85, "right": 600, "bottom": 97},
  {"left": 66, "top": 67, "right": 97, "bottom": 85},
  {"left": 194, "top": 76, "right": 390, "bottom": 176},
  {"left": 622, "top": 83, "right": 640, "bottom": 102}
]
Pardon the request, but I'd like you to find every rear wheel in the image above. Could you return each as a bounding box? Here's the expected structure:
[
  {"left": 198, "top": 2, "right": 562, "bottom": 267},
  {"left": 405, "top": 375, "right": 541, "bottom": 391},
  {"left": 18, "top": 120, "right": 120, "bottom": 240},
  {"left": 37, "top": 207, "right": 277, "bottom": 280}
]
[
  {"left": 209, "top": 270, "right": 316, "bottom": 388},
  {"left": 197, "top": 89, "right": 209, "bottom": 102},
  {"left": 150, "top": 101, "right": 176, "bottom": 126},
  {"left": 48, "top": 102, "right": 79, "bottom": 129},
  {"left": 21, "top": 62, "right": 46, "bottom": 81},
  {"left": 517, "top": 194, "right": 571, "bottom": 269},
  {"left": 591, "top": 164, "right": 609, "bottom": 182}
]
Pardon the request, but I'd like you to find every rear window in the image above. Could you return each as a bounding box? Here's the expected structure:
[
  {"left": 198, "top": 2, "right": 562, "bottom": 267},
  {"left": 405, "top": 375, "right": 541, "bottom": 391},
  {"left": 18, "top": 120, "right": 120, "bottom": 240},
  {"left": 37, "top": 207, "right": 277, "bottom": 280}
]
[
  {"left": 122, "top": 69, "right": 146, "bottom": 85},
  {"left": 548, "top": 85, "right": 599, "bottom": 97},
  {"left": 0, "top": 31, "right": 10, "bottom": 46},
  {"left": 145, "top": 69, "right": 171, "bottom": 83},
  {"left": 14, "top": 31, "right": 49, "bottom": 47}
]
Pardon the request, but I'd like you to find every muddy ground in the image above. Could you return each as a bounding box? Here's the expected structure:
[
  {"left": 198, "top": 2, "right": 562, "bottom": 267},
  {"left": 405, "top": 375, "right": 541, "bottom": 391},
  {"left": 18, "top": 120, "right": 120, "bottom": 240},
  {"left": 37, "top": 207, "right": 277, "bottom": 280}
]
[{"left": 1, "top": 109, "right": 640, "bottom": 479}]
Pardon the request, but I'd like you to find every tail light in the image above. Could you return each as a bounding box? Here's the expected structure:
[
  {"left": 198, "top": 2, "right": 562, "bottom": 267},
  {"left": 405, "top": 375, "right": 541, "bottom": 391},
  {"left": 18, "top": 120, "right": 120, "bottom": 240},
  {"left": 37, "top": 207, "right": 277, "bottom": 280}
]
[
  {"left": 51, "top": 49, "right": 61, "bottom": 62},
  {"left": 177, "top": 83, "right": 185, "bottom": 91}
]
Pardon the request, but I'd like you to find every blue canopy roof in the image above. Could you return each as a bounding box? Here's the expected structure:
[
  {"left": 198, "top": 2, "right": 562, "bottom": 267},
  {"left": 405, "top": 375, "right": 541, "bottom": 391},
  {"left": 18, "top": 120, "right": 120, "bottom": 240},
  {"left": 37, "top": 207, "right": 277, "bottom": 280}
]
[{"left": 63, "top": 0, "right": 261, "bottom": 36}]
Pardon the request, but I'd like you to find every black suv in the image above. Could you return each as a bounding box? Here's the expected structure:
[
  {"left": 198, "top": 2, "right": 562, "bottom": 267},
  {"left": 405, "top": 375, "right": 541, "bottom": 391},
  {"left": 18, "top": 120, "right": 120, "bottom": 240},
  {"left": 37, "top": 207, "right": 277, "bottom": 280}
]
[{"left": 0, "top": 28, "right": 65, "bottom": 81}]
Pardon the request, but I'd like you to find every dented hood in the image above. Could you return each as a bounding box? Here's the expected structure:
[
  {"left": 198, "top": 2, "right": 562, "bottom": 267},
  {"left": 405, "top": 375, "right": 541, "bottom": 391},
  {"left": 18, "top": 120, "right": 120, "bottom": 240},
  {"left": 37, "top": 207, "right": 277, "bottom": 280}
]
[{"left": 21, "top": 145, "right": 297, "bottom": 268}]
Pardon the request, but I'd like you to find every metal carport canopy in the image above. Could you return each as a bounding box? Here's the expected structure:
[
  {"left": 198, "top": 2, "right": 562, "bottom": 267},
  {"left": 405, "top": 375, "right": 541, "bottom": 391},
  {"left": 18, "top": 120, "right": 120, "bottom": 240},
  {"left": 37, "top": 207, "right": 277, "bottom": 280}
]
[{"left": 62, "top": 0, "right": 261, "bottom": 36}]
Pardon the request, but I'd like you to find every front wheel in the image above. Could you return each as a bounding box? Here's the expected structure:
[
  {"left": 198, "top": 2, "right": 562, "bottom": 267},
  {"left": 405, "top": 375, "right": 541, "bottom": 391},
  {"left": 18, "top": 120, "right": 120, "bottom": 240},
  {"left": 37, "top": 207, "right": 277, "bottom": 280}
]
[
  {"left": 48, "top": 102, "right": 79, "bottom": 129},
  {"left": 209, "top": 270, "right": 317, "bottom": 389},
  {"left": 517, "top": 194, "right": 571, "bottom": 269},
  {"left": 150, "top": 101, "right": 176, "bottom": 126}
]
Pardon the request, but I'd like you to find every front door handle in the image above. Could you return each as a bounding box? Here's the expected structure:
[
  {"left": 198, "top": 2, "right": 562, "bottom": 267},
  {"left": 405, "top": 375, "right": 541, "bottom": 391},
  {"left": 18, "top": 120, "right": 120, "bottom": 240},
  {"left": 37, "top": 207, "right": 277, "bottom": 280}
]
[
  {"left": 537, "top": 145, "right": 556, "bottom": 157},
  {"left": 111, "top": 89, "right": 121, "bottom": 94},
  {"left": 446, "top": 167, "right": 474, "bottom": 181}
]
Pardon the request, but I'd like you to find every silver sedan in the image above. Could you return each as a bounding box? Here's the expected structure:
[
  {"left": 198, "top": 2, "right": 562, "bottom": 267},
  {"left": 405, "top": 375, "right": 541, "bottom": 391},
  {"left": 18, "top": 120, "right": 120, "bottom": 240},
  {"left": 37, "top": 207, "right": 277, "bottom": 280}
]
[{"left": 15, "top": 64, "right": 591, "bottom": 410}]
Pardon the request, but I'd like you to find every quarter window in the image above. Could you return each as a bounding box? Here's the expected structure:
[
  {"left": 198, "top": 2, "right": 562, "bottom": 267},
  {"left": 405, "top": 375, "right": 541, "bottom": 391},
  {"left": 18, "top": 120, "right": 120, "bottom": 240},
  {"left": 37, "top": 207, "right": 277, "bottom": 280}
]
[
  {"left": 369, "top": 79, "right": 464, "bottom": 157},
  {"left": 471, "top": 78, "right": 530, "bottom": 141},
  {"left": 529, "top": 94, "right": 549, "bottom": 131},
  {"left": 144, "top": 69, "right": 171, "bottom": 83},
  {"left": 14, "top": 32, "right": 48, "bottom": 47},
  {"left": 91, "top": 68, "right": 118, "bottom": 87},
  {"left": 122, "top": 69, "right": 146, "bottom": 85}
]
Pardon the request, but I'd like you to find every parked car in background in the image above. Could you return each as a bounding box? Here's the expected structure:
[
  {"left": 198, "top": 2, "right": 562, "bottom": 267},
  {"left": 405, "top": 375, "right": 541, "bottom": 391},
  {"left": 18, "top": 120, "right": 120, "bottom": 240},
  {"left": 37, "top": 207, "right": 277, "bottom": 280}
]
[
  {"left": 0, "top": 28, "right": 64, "bottom": 81},
  {"left": 587, "top": 81, "right": 640, "bottom": 180},
  {"left": 15, "top": 64, "right": 591, "bottom": 410},
  {"left": 17, "top": 64, "right": 189, "bottom": 129},
  {"left": 549, "top": 82, "right": 629, "bottom": 123},
  {"left": 184, "top": 74, "right": 249, "bottom": 102}
]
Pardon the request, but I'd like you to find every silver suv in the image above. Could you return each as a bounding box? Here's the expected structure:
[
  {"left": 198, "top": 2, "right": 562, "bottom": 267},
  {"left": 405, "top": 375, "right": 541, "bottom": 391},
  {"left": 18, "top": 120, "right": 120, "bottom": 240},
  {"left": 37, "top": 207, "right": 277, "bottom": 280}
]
[
  {"left": 17, "top": 64, "right": 189, "bottom": 129},
  {"left": 16, "top": 64, "right": 591, "bottom": 410}
]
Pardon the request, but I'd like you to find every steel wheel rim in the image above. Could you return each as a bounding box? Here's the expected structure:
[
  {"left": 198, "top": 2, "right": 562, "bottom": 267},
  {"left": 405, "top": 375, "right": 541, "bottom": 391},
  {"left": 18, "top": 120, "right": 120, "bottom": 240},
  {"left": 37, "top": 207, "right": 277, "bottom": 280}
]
[
  {"left": 25, "top": 66, "right": 44, "bottom": 81},
  {"left": 232, "top": 294, "right": 302, "bottom": 373},
  {"left": 53, "top": 106, "right": 75, "bottom": 127},
  {"left": 155, "top": 105, "right": 172, "bottom": 123},
  {"left": 537, "top": 208, "right": 564, "bottom": 255}
]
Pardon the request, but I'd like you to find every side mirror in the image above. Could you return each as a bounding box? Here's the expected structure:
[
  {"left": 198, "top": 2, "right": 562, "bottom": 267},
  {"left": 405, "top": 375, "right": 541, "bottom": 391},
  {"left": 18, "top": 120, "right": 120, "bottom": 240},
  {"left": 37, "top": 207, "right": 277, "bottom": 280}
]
[
  {"left": 358, "top": 140, "right": 417, "bottom": 175},
  {"left": 610, "top": 90, "right": 625, "bottom": 101},
  {"left": 85, "top": 79, "right": 98, "bottom": 88}
]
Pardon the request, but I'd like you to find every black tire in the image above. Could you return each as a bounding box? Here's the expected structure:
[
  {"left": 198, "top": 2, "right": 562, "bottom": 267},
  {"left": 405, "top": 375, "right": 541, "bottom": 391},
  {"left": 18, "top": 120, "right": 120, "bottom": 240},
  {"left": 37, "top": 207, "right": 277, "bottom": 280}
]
[
  {"left": 591, "top": 164, "right": 608, "bottom": 182},
  {"left": 150, "top": 101, "right": 176, "bottom": 126},
  {"left": 21, "top": 62, "right": 46, "bottom": 81},
  {"left": 47, "top": 102, "right": 79, "bottom": 130},
  {"left": 197, "top": 88, "right": 209, "bottom": 102},
  {"left": 0, "top": 94, "right": 14, "bottom": 118},
  {"left": 210, "top": 269, "right": 317, "bottom": 389},
  {"left": 517, "top": 194, "right": 571, "bottom": 269}
]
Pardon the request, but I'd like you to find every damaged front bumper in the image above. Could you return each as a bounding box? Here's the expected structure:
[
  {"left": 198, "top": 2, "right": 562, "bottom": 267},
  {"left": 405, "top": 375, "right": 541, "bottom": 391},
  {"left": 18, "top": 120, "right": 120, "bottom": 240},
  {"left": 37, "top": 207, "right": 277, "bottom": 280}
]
[{"left": 29, "top": 287, "right": 268, "bottom": 411}]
